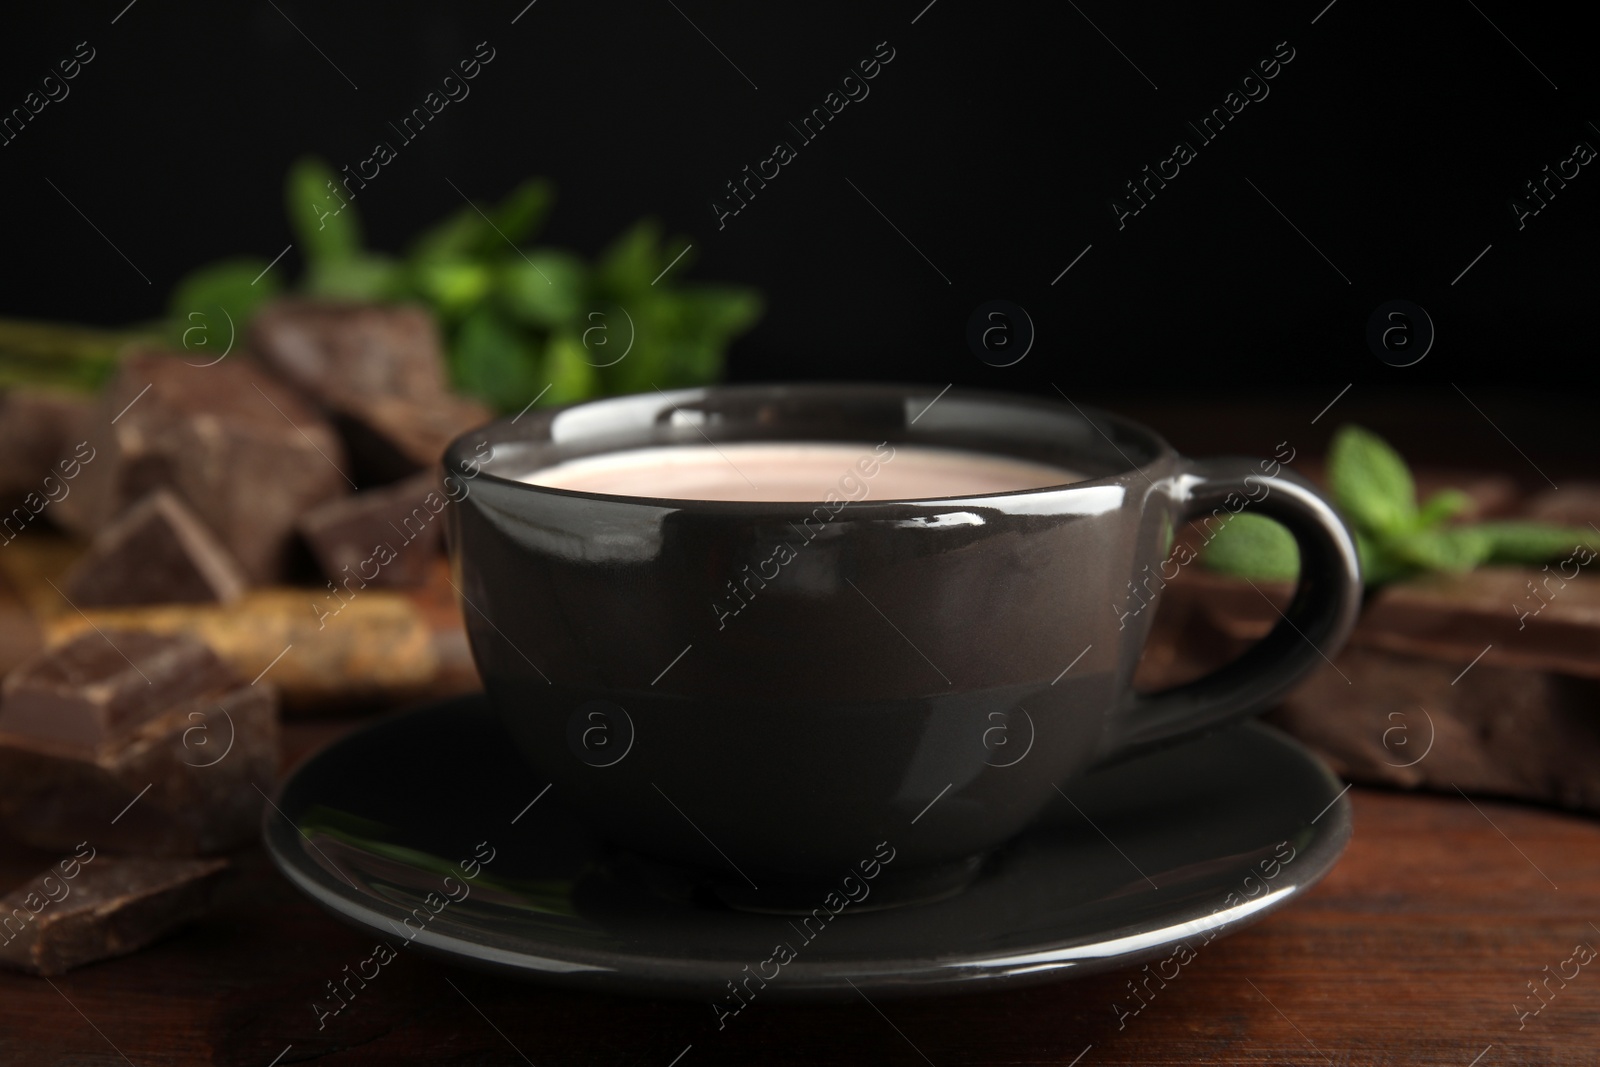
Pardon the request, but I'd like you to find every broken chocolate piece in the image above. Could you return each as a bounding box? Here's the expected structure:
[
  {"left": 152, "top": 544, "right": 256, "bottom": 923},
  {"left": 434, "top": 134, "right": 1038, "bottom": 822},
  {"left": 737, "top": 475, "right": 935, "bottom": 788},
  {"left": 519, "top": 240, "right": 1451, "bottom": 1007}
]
[
  {"left": 0, "top": 629, "right": 277, "bottom": 854},
  {"left": 249, "top": 299, "right": 448, "bottom": 407},
  {"left": 0, "top": 567, "right": 44, "bottom": 678},
  {"left": 246, "top": 300, "right": 489, "bottom": 482},
  {"left": 1523, "top": 483, "right": 1600, "bottom": 529},
  {"left": 1360, "top": 568, "right": 1600, "bottom": 680},
  {"left": 1135, "top": 564, "right": 1600, "bottom": 815},
  {"left": 338, "top": 392, "right": 494, "bottom": 484},
  {"left": 298, "top": 471, "right": 449, "bottom": 588},
  {"left": 59, "top": 349, "right": 349, "bottom": 583},
  {"left": 0, "top": 387, "right": 95, "bottom": 515},
  {"left": 1265, "top": 647, "right": 1600, "bottom": 814},
  {"left": 0, "top": 629, "right": 236, "bottom": 751},
  {"left": 1149, "top": 566, "right": 1600, "bottom": 683},
  {"left": 61, "top": 489, "right": 249, "bottom": 608},
  {"left": 0, "top": 388, "right": 97, "bottom": 543},
  {"left": 0, "top": 855, "right": 227, "bottom": 975},
  {"left": 0, "top": 683, "right": 277, "bottom": 854}
]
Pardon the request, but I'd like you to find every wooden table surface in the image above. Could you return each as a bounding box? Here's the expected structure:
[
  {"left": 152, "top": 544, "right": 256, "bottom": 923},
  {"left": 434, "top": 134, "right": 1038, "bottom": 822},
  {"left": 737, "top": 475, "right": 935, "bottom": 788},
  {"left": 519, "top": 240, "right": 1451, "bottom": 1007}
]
[{"left": 4, "top": 713, "right": 1599, "bottom": 1066}]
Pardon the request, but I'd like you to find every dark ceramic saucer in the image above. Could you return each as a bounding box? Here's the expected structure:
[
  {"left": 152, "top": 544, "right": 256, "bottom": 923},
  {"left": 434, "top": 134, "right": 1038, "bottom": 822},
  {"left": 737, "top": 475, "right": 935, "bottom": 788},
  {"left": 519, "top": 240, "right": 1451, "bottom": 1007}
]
[{"left": 264, "top": 694, "right": 1351, "bottom": 1001}]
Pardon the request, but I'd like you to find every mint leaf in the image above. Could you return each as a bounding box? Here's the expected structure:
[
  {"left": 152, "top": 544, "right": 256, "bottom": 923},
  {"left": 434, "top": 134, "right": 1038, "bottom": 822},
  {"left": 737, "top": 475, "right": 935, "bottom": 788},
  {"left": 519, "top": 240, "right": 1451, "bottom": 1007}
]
[
  {"left": 659, "top": 340, "right": 722, "bottom": 390},
  {"left": 1201, "top": 513, "right": 1300, "bottom": 581},
  {"left": 1355, "top": 529, "right": 1412, "bottom": 586},
  {"left": 303, "top": 254, "right": 403, "bottom": 300},
  {"left": 605, "top": 296, "right": 670, "bottom": 395},
  {"left": 408, "top": 204, "right": 490, "bottom": 265},
  {"left": 544, "top": 331, "right": 600, "bottom": 404},
  {"left": 1390, "top": 526, "right": 1493, "bottom": 572},
  {"left": 1328, "top": 425, "right": 1417, "bottom": 535},
  {"left": 490, "top": 179, "right": 554, "bottom": 247},
  {"left": 1470, "top": 521, "right": 1598, "bottom": 564},
  {"left": 286, "top": 156, "right": 361, "bottom": 264},
  {"left": 167, "top": 258, "right": 280, "bottom": 334},
  {"left": 1197, "top": 424, "right": 1597, "bottom": 591},
  {"left": 597, "top": 220, "right": 664, "bottom": 295},
  {"left": 452, "top": 308, "right": 540, "bottom": 410},
  {"left": 414, "top": 259, "right": 493, "bottom": 319},
  {"left": 1417, "top": 489, "right": 1473, "bottom": 528},
  {"left": 675, "top": 285, "right": 764, "bottom": 343},
  {"left": 408, "top": 182, "right": 550, "bottom": 266},
  {"left": 496, "top": 252, "right": 586, "bottom": 327}
]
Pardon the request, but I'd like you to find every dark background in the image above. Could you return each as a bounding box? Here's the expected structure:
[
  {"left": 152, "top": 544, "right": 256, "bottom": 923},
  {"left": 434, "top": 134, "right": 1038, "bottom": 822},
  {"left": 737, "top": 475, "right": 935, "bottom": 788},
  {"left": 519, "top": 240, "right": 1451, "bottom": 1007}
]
[{"left": 1, "top": 1, "right": 1594, "bottom": 457}]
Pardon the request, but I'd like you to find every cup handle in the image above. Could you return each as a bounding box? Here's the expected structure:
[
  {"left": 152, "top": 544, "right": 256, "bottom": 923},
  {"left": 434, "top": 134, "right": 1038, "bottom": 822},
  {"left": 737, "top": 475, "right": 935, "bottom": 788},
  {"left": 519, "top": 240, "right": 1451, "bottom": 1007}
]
[{"left": 1100, "top": 457, "right": 1363, "bottom": 764}]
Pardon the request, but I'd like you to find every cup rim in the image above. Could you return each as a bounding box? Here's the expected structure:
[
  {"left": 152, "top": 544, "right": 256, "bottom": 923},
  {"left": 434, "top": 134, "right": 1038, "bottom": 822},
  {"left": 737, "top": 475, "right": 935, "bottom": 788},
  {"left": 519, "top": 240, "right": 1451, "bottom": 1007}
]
[{"left": 443, "top": 382, "right": 1177, "bottom": 513}]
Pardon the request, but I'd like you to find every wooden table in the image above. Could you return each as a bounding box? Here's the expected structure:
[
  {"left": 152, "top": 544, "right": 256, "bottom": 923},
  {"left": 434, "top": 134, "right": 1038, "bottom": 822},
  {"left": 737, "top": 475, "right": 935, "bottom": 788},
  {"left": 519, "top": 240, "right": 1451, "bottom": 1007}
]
[{"left": 4, "top": 722, "right": 1599, "bottom": 1066}]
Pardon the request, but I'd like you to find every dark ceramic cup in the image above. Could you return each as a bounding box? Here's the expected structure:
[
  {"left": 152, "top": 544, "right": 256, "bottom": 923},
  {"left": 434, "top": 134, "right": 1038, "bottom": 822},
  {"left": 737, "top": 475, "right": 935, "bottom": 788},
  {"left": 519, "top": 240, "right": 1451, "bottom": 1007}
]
[{"left": 444, "top": 384, "right": 1361, "bottom": 910}]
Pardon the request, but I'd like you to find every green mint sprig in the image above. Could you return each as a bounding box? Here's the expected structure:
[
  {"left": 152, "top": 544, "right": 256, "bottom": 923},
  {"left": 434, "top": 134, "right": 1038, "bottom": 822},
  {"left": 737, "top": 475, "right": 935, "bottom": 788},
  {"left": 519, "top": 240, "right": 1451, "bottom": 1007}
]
[
  {"left": 1202, "top": 424, "right": 1596, "bottom": 586},
  {"left": 164, "top": 156, "right": 763, "bottom": 414}
]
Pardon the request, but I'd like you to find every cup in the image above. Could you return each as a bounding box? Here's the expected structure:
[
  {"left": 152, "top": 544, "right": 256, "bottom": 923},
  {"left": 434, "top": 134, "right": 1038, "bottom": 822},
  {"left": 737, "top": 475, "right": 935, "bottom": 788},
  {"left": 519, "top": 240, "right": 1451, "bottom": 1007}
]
[{"left": 444, "top": 384, "right": 1361, "bottom": 910}]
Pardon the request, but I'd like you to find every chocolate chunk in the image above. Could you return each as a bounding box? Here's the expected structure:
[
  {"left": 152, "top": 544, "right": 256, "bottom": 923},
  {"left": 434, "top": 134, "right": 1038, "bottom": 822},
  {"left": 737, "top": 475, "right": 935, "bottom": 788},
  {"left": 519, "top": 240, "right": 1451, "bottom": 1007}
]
[
  {"left": 61, "top": 490, "right": 249, "bottom": 608},
  {"left": 0, "top": 630, "right": 236, "bottom": 751},
  {"left": 1360, "top": 568, "right": 1600, "bottom": 680},
  {"left": 338, "top": 391, "right": 494, "bottom": 485},
  {"left": 298, "top": 471, "right": 449, "bottom": 588},
  {"left": 0, "top": 678, "right": 278, "bottom": 855},
  {"left": 1265, "top": 647, "right": 1600, "bottom": 814},
  {"left": 1523, "top": 483, "right": 1600, "bottom": 529},
  {"left": 0, "top": 568, "right": 44, "bottom": 678},
  {"left": 0, "top": 629, "right": 276, "bottom": 854},
  {"left": 1136, "top": 564, "right": 1600, "bottom": 814},
  {"left": 59, "top": 349, "right": 350, "bottom": 583},
  {"left": 249, "top": 299, "right": 448, "bottom": 407},
  {"left": 0, "top": 387, "right": 95, "bottom": 515},
  {"left": 1135, "top": 563, "right": 1600, "bottom": 683},
  {"left": 247, "top": 300, "right": 489, "bottom": 483},
  {"left": 0, "top": 854, "right": 227, "bottom": 975}
]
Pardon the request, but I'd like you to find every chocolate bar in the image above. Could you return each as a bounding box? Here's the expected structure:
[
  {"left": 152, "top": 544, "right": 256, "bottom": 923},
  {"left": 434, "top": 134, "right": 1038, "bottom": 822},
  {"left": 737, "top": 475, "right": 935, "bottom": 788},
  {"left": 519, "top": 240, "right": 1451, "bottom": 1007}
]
[
  {"left": 0, "top": 854, "right": 227, "bottom": 975},
  {"left": 61, "top": 489, "right": 249, "bottom": 608},
  {"left": 297, "top": 471, "right": 447, "bottom": 588},
  {"left": 0, "top": 630, "right": 278, "bottom": 854}
]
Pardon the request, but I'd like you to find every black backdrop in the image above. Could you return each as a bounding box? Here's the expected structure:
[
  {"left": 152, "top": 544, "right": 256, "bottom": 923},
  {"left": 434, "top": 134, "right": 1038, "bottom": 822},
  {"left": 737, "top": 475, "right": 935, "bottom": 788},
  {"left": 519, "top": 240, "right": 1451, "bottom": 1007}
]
[{"left": 2, "top": 1, "right": 1594, "bottom": 403}]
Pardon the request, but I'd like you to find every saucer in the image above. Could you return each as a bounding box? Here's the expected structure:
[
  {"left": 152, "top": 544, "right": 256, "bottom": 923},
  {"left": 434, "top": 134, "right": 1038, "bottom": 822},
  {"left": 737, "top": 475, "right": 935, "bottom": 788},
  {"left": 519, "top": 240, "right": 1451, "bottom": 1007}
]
[{"left": 264, "top": 695, "right": 1351, "bottom": 1000}]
